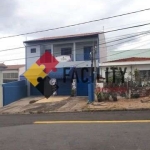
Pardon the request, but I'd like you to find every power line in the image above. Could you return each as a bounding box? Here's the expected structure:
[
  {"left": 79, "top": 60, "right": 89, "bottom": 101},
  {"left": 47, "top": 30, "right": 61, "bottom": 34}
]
[
  {"left": 23, "top": 22, "right": 150, "bottom": 44},
  {"left": 48, "top": 44, "right": 150, "bottom": 66},
  {"left": 74, "top": 31, "right": 150, "bottom": 53},
  {"left": 103, "top": 19, "right": 150, "bottom": 33},
  {"left": 109, "top": 36, "right": 150, "bottom": 50},
  {"left": 102, "top": 22, "right": 150, "bottom": 34},
  {"left": 1, "top": 30, "right": 150, "bottom": 58},
  {"left": 0, "top": 29, "right": 149, "bottom": 60},
  {"left": 105, "top": 29, "right": 150, "bottom": 41},
  {"left": 101, "top": 43, "right": 150, "bottom": 60},
  {"left": 1, "top": 39, "right": 150, "bottom": 64},
  {"left": 1, "top": 30, "right": 150, "bottom": 63},
  {"left": 1, "top": 23, "right": 150, "bottom": 63},
  {"left": 100, "top": 30, "right": 150, "bottom": 47},
  {"left": 1, "top": 26, "right": 150, "bottom": 54},
  {"left": 0, "top": 46, "right": 25, "bottom": 53},
  {"left": 0, "top": 8, "right": 150, "bottom": 40},
  {"left": 73, "top": 44, "right": 150, "bottom": 68},
  {"left": 1, "top": 19, "right": 150, "bottom": 53}
]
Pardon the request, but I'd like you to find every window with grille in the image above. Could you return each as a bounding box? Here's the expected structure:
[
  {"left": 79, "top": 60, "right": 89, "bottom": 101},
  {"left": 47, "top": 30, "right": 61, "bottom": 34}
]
[
  {"left": 139, "top": 70, "right": 150, "bottom": 79},
  {"left": 61, "top": 48, "right": 72, "bottom": 55},
  {"left": 3, "top": 73, "right": 18, "bottom": 79}
]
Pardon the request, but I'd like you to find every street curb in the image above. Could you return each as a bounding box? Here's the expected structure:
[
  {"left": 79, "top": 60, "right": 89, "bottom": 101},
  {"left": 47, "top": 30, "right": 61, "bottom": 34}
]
[
  {"left": 81, "top": 108, "right": 150, "bottom": 112},
  {"left": 1, "top": 108, "right": 150, "bottom": 115}
]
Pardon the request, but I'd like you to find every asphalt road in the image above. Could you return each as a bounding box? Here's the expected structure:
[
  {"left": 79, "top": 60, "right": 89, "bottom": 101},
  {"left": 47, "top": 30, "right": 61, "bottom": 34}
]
[{"left": 0, "top": 111, "right": 150, "bottom": 150}]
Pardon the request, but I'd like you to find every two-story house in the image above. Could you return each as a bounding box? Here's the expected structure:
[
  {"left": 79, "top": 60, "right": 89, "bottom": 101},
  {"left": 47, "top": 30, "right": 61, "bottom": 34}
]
[{"left": 23, "top": 32, "right": 107, "bottom": 96}]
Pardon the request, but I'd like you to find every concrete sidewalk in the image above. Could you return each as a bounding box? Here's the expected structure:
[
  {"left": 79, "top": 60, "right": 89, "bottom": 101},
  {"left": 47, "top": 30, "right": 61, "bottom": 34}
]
[{"left": 0, "top": 96, "right": 150, "bottom": 114}]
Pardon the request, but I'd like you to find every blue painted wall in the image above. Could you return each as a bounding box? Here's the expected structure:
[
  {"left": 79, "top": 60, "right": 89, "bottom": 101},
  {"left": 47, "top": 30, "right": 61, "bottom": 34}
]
[
  {"left": 3, "top": 80, "right": 27, "bottom": 106},
  {"left": 30, "top": 83, "right": 42, "bottom": 96}
]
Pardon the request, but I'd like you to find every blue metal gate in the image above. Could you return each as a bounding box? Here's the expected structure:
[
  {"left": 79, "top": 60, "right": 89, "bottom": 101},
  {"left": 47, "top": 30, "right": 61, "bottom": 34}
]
[
  {"left": 57, "top": 79, "right": 71, "bottom": 95},
  {"left": 77, "top": 80, "right": 88, "bottom": 96},
  {"left": 30, "top": 83, "right": 42, "bottom": 96},
  {"left": 3, "top": 80, "right": 27, "bottom": 106}
]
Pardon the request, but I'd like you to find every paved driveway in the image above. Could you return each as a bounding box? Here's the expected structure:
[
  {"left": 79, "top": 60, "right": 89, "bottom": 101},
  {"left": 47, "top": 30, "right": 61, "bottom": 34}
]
[{"left": 0, "top": 96, "right": 87, "bottom": 114}]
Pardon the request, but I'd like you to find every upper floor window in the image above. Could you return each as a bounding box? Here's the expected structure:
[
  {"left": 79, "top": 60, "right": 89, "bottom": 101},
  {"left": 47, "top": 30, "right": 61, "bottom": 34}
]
[
  {"left": 61, "top": 48, "right": 72, "bottom": 55},
  {"left": 31, "top": 48, "right": 36, "bottom": 53}
]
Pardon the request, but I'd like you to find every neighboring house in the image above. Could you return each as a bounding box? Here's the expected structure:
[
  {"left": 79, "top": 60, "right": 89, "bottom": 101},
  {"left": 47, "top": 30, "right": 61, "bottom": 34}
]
[
  {"left": 100, "top": 57, "right": 150, "bottom": 83},
  {"left": 107, "top": 49, "right": 150, "bottom": 61},
  {"left": 23, "top": 32, "right": 107, "bottom": 96},
  {"left": 0, "top": 63, "right": 7, "bottom": 107},
  {"left": 2, "top": 65, "right": 25, "bottom": 83}
]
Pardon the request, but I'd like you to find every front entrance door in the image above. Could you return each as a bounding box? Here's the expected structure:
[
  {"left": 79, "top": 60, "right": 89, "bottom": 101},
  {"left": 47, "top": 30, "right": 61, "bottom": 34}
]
[{"left": 84, "top": 46, "right": 92, "bottom": 61}]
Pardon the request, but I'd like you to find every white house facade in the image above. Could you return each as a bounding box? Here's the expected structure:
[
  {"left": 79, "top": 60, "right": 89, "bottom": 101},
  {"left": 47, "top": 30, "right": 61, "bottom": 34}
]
[{"left": 99, "top": 57, "right": 150, "bottom": 83}]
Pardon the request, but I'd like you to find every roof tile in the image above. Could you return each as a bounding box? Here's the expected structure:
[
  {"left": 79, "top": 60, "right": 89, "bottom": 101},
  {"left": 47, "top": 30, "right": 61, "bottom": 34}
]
[
  {"left": 24, "top": 32, "right": 101, "bottom": 43},
  {"left": 5, "top": 64, "right": 25, "bottom": 70},
  {"left": 105, "top": 57, "right": 150, "bottom": 63}
]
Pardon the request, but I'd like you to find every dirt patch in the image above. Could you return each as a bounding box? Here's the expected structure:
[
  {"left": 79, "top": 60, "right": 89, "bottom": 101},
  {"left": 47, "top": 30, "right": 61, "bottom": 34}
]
[{"left": 84, "top": 97, "right": 150, "bottom": 111}]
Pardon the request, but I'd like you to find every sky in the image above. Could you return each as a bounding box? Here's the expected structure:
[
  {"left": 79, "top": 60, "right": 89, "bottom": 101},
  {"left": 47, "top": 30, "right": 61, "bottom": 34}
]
[{"left": 1, "top": 0, "right": 150, "bottom": 65}]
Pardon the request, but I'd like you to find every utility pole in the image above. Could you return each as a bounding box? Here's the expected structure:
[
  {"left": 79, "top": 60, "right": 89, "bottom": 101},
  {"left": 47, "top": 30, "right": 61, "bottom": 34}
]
[
  {"left": 93, "top": 42, "right": 97, "bottom": 101},
  {"left": 89, "top": 42, "right": 97, "bottom": 103},
  {"left": 90, "top": 47, "right": 94, "bottom": 81},
  {"left": 87, "top": 45, "right": 94, "bottom": 104}
]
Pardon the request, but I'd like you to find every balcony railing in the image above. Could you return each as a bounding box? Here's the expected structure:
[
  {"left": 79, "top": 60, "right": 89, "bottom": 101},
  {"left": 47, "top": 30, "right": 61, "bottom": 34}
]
[{"left": 52, "top": 53, "right": 99, "bottom": 62}]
